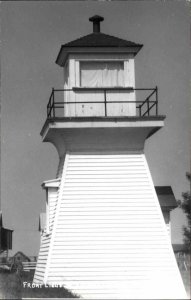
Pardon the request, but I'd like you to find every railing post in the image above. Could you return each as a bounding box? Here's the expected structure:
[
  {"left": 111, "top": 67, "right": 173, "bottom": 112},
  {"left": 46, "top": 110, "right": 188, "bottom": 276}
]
[
  {"left": 156, "top": 86, "right": 158, "bottom": 115},
  {"left": 52, "top": 88, "right": 55, "bottom": 118},
  {"left": 47, "top": 103, "right": 49, "bottom": 118},
  {"left": 104, "top": 89, "right": 107, "bottom": 117},
  {"left": 139, "top": 106, "right": 141, "bottom": 117}
]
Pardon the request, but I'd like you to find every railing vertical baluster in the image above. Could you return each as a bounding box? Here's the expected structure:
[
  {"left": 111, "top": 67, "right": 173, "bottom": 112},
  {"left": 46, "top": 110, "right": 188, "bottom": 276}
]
[
  {"left": 47, "top": 103, "right": 49, "bottom": 118},
  {"left": 50, "top": 89, "right": 53, "bottom": 118},
  {"left": 104, "top": 89, "right": 107, "bottom": 117},
  {"left": 147, "top": 99, "right": 150, "bottom": 116},
  {"left": 156, "top": 86, "right": 158, "bottom": 115},
  {"left": 139, "top": 106, "right": 141, "bottom": 117}
]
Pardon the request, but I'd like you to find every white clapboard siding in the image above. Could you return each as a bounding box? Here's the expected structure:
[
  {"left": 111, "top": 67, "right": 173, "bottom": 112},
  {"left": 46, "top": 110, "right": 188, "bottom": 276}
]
[
  {"left": 34, "top": 153, "right": 187, "bottom": 299},
  {"left": 48, "top": 188, "right": 59, "bottom": 232},
  {"left": 56, "top": 155, "right": 65, "bottom": 178},
  {"left": 33, "top": 232, "right": 51, "bottom": 283},
  {"left": 33, "top": 184, "right": 60, "bottom": 283}
]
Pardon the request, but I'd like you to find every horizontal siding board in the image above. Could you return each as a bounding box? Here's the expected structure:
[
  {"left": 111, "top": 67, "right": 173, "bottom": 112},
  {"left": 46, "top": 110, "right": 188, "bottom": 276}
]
[
  {"left": 66, "top": 167, "right": 147, "bottom": 172},
  {"left": 48, "top": 260, "right": 172, "bottom": 267},
  {"left": 48, "top": 274, "right": 153, "bottom": 279},
  {"left": 47, "top": 275, "right": 177, "bottom": 283},
  {"left": 65, "top": 173, "right": 149, "bottom": 179},
  {"left": 65, "top": 173, "right": 148, "bottom": 179},
  {"left": 58, "top": 205, "right": 157, "bottom": 209},
  {"left": 59, "top": 201, "right": 157, "bottom": 206},
  {"left": 65, "top": 175, "right": 148, "bottom": 181},
  {"left": 54, "top": 226, "right": 163, "bottom": 231},
  {"left": 48, "top": 265, "right": 176, "bottom": 272},
  {"left": 60, "top": 196, "right": 154, "bottom": 201},
  {"left": 66, "top": 166, "right": 147, "bottom": 171},
  {"left": 51, "top": 246, "right": 170, "bottom": 252},
  {"left": 50, "top": 253, "right": 171, "bottom": 259},
  {"left": 56, "top": 219, "right": 161, "bottom": 224},
  {"left": 53, "top": 233, "right": 165, "bottom": 239},
  {"left": 58, "top": 206, "right": 157, "bottom": 211},
  {"left": 68, "top": 155, "right": 143, "bottom": 160},
  {"left": 53, "top": 229, "right": 166, "bottom": 236},
  {"left": 53, "top": 238, "right": 168, "bottom": 244},
  {"left": 63, "top": 186, "right": 151, "bottom": 192},
  {"left": 57, "top": 212, "right": 160, "bottom": 217},
  {"left": 62, "top": 190, "right": 152, "bottom": 194},
  {"left": 64, "top": 181, "right": 150, "bottom": 187}
]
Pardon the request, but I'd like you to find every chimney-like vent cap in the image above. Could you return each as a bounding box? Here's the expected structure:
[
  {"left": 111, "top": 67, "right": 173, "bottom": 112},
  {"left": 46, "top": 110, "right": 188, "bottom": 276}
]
[{"left": 89, "top": 15, "right": 104, "bottom": 33}]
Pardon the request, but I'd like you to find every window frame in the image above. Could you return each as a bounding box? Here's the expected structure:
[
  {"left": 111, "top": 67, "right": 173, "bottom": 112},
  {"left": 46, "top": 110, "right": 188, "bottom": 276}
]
[{"left": 79, "top": 60, "right": 125, "bottom": 88}]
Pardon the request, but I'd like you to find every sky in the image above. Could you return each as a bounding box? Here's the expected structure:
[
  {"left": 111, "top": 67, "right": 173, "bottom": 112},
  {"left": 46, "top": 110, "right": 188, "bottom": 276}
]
[{"left": 1, "top": 1, "right": 190, "bottom": 256}]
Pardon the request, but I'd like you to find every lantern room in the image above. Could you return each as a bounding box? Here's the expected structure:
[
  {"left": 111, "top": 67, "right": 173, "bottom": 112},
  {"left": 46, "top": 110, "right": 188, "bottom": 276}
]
[{"left": 47, "top": 16, "right": 158, "bottom": 119}]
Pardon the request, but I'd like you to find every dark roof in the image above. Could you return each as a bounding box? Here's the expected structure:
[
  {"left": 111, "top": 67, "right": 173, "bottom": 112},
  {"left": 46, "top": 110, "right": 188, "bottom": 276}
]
[
  {"left": 61, "top": 32, "right": 143, "bottom": 48},
  {"left": 172, "top": 244, "right": 189, "bottom": 253},
  {"left": 13, "top": 251, "right": 30, "bottom": 261},
  {"left": 56, "top": 15, "right": 143, "bottom": 66},
  {"left": 155, "top": 186, "right": 177, "bottom": 210},
  {"left": 56, "top": 32, "right": 143, "bottom": 66}
]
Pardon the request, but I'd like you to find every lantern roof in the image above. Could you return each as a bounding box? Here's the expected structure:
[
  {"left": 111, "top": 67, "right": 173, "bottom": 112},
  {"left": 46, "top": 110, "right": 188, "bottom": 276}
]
[{"left": 56, "top": 15, "right": 143, "bottom": 66}]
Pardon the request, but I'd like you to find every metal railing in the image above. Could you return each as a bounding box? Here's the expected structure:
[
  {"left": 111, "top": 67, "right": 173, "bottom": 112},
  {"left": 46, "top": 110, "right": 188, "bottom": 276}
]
[
  {"left": 22, "top": 261, "right": 36, "bottom": 271},
  {"left": 47, "top": 87, "right": 158, "bottom": 118}
]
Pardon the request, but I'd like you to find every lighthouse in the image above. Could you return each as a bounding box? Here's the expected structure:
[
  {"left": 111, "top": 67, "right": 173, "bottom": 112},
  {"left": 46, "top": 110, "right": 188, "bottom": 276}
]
[{"left": 33, "top": 16, "right": 187, "bottom": 299}]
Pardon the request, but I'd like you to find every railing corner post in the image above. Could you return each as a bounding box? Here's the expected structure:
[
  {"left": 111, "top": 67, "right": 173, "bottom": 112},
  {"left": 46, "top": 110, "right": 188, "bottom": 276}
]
[
  {"left": 104, "top": 89, "right": 107, "bottom": 117},
  {"left": 156, "top": 85, "right": 158, "bottom": 115}
]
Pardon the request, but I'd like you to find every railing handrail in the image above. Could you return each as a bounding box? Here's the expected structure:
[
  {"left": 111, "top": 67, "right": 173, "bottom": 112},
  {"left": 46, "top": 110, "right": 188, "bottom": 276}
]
[
  {"left": 52, "top": 87, "right": 156, "bottom": 92},
  {"left": 46, "top": 87, "right": 158, "bottom": 118}
]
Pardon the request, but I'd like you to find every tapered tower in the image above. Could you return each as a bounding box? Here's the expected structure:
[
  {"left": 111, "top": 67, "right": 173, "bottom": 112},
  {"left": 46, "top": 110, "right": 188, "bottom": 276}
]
[{"left": 33, "top": 16, "right": 187, "bottom": 299}]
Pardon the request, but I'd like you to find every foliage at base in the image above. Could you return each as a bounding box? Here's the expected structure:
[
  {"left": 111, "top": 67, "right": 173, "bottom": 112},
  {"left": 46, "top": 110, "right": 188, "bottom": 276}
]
[{"left": 0, "top": 269, "right": 78, "bottom": 299}]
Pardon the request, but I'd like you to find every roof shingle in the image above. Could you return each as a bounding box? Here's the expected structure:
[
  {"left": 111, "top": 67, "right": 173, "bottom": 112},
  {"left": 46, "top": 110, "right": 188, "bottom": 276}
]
[{"left": 62, "top": 32, "right": 143, "bottom": 48}]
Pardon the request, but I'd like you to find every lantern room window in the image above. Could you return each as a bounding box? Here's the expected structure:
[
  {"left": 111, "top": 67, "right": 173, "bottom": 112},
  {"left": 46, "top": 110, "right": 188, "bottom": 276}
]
[{"left": 80, "top": 61, "right": 124, "bottom": 88}]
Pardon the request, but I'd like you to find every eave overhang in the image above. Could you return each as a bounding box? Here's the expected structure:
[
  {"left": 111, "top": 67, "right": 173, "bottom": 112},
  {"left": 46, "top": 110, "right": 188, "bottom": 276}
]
[
  {"left": 40, "top": 116, "right": 165, "bottom": 156},
  {"left": 56, "top": 45, "right": 143, "bottom": 67},
  {"left": 41, "top": 116, "right": 165, "bottom": 138},
  {"left": 41, "top": 178, "right": 61, "bottom": 189},
  {"left": 155, "top": 186, "right": 177, "bottom": 211}
]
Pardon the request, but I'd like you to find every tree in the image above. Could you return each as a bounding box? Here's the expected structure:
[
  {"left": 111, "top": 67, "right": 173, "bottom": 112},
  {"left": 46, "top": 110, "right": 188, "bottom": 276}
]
[{"left": 177, "top": 173, "right": 191, "bottom": 250}]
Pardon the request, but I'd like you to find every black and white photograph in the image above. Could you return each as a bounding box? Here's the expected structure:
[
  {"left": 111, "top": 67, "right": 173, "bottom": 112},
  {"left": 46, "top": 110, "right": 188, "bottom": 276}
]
[{"left": 0, "top": 1, "right": 190, "bottom": 299}]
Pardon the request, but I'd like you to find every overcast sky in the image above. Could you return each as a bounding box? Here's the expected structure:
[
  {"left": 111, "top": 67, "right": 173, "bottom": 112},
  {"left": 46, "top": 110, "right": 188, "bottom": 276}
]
[{"left": 1, "top": 1, "right": 190, "bottom": 256}]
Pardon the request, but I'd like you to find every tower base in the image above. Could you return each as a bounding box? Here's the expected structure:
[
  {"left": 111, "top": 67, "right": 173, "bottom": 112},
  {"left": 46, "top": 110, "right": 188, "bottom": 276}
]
[{"left": 34, "top": 152, "right": 187, "bottom": 299}]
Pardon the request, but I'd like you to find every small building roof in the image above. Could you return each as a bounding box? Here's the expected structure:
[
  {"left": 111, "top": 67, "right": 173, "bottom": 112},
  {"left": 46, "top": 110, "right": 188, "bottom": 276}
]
[
  {"left": 155, "top": 186, "right": 177, "bottom": 210},
  {"left": 172, "top": 244, "right": 189, "bottom": 253},
  {"left": 13, "top": 251, "right": 31, "bottom": 261},
  {"left": 56, "top": 15, "right": 143, "bottom": 66}
]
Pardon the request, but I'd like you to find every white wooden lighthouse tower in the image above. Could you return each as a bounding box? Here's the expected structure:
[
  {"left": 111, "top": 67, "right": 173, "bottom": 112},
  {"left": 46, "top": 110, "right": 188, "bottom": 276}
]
[{"left": 33, "top": 16, "right": 187, "bottom": 299}]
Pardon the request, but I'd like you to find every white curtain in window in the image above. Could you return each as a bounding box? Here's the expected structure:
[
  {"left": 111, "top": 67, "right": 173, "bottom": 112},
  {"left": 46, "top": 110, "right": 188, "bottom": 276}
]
[{"left": 81, "top": 61, "right": 124, "bottom": 87}]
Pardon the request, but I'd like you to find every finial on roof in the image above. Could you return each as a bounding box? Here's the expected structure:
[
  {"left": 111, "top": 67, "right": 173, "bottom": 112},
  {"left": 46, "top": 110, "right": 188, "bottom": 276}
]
[{"left": 89, "top": 15, "right": 104, "bottom": 33}]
